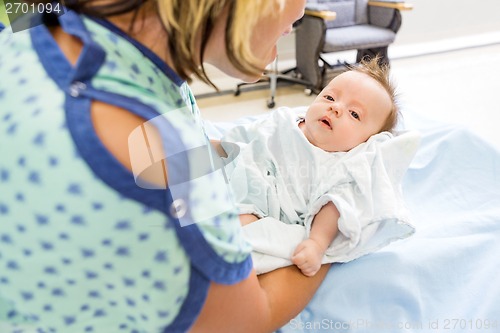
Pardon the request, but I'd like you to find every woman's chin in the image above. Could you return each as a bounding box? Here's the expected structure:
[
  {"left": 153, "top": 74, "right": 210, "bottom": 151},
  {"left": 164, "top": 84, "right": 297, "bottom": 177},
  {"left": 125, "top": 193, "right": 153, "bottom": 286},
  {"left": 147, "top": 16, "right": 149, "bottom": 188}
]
[
  {"left": 236, "top": 71, "right": 265, "bottom": 83},
  {"left": 238, "top": 59, "right": 276, "bottom": 82},
  {"left": 246, "top": 73, "right": 265, "bottom": 83}
]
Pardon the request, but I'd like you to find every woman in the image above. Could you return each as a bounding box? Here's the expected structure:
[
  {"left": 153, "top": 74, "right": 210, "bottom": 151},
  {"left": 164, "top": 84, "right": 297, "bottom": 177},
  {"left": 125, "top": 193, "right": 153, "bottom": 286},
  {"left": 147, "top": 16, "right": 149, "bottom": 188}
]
[{"left": 0, "top": 0, "right": 330, "bottom": 332}]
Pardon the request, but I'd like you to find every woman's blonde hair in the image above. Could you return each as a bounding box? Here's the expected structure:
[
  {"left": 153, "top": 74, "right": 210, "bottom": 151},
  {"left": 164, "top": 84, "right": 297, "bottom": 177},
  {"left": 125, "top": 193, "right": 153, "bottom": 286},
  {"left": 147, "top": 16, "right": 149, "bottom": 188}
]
[
  {"left": 42, "top": 0, "right": 285, "bottom": 87},
  {"left": 349, "top": 57, "right": 400, "bottom": 133},
  {"left": 157, "top": 0, "right": 285, "bottom": 86}
]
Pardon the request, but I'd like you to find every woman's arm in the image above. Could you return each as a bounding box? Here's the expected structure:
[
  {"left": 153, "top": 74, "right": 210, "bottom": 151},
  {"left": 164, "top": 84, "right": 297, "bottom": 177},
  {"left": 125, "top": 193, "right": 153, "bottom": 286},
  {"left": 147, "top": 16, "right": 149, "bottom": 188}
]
[{"left": 190, "top": 264, "right": 331, "bottom": 333}]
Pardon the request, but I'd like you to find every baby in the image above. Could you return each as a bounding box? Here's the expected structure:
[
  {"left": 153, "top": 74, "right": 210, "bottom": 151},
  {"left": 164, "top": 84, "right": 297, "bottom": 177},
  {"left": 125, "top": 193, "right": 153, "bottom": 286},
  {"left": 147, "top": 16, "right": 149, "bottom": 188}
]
[
  {"left": 221, "top": 58, "right": 412, "bottom": 276},
  {"left": 290, "top": 58, "right": 397, "bottom": 276}
]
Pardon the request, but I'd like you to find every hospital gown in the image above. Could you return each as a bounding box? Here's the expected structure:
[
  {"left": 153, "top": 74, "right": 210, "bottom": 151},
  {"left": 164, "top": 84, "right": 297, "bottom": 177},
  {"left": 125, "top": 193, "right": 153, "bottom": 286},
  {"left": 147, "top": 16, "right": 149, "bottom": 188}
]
[{"left": 0, "top": 12, "right": 251, "bottom": 332}]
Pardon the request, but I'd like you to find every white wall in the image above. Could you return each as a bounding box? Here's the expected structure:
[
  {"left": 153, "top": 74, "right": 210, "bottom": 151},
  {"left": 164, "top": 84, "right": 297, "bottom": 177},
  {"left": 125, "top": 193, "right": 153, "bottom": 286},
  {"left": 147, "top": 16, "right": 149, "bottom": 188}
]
[{"left": 396, "top": 0, "right": 500, "bottom": 44}]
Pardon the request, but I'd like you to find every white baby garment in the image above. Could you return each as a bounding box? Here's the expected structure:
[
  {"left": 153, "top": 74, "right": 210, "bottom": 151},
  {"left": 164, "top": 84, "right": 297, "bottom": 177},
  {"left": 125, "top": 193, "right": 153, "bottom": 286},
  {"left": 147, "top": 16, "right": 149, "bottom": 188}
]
[{"left": 222, "top": 107, "right": 420, "bottom": 274}]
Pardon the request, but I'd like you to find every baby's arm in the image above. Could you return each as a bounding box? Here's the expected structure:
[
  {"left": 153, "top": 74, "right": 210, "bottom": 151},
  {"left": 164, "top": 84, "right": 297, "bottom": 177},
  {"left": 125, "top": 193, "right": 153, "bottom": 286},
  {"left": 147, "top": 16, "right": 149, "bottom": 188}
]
[
  {"left": 292, "top": 201, "right": 339, "bottom": 276},
  {"left": 240, "top": 213, "right": 259, "bottom": 226}
]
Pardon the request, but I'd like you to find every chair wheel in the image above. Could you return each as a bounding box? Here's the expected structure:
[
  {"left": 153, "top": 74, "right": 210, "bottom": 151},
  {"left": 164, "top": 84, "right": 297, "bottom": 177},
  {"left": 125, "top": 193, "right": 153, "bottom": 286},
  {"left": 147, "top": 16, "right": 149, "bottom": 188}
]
[
  {"left": 267, "top": 100, "right": 275, "bottom": 108},
  {"left": 234, "top": 89, "right": 241, "bottom": 96},
  {"left": 304, "top": 88, "right": 313, "bottom": 96}
]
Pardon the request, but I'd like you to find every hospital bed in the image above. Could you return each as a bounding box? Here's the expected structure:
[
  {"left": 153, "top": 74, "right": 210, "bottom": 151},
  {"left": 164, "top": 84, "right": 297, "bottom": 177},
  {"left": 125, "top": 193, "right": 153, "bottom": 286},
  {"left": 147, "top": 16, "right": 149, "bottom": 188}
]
[{"left": 204, "top": 105, "right": 500, "bottom": 333}]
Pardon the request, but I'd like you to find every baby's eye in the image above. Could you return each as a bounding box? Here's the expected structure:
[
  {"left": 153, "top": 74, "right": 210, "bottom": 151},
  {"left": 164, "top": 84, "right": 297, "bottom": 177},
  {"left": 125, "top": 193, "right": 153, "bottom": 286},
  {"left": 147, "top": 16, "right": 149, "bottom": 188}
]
[
  {"left": 324, "top": 95, "right": 334, "bottom": 102},
  {"left": 350, "top": 111, "right": 360, "bottom": 120}
]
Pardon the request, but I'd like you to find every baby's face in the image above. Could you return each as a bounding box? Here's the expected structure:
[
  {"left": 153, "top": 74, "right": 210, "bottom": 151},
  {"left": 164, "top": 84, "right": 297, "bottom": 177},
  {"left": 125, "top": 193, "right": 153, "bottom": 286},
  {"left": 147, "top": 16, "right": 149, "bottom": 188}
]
[{"left": 300, "top": 71, "right": 392, "bottom": 152}]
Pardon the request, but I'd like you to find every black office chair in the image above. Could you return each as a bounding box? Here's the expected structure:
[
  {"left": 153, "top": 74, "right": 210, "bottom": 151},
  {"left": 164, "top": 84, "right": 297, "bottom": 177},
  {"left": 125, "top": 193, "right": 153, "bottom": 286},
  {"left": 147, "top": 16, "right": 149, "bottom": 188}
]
[
  {"left": 234, "top": 0, "right": 412, "bottom": 108},
  {"left": 234, "top": 56, "right": 313, "bottom": 109},
  {"left": 295, "top": 0, "right": 413, "bottom": 93}
]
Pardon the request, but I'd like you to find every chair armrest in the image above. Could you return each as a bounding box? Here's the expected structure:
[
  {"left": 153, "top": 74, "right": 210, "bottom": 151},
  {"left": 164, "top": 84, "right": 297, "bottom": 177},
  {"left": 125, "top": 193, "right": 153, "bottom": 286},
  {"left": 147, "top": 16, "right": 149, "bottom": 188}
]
[
  {"left": 368, "top": 1, "right": 413, "bottom": 10},
  {"left": 304, "top": 9, "right": 337, "bottom": 21},
  {"left": 304, "top": 4, "right": 337, "bottom": 21}
]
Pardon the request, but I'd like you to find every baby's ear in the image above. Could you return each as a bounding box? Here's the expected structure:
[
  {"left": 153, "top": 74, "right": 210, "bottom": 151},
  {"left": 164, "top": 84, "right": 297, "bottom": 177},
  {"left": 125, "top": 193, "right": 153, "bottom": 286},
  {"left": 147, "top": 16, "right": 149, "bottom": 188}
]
[{"left": 379, "top": 131, "right": 421, "bottom": 183}]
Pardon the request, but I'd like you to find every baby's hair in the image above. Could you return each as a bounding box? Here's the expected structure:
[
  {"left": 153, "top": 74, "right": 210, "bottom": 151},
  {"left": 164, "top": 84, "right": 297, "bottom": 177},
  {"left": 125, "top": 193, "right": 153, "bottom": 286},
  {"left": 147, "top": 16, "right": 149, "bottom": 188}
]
[{"left": 348, "top": 56, "right": 400, "bottom": 133}]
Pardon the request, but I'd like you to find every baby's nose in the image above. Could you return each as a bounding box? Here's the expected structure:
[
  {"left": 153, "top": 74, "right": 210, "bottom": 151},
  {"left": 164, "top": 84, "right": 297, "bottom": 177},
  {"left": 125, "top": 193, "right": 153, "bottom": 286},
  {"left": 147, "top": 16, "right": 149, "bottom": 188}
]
[{"left": 329, "top": 106, "right": 342, "bottom": 117}]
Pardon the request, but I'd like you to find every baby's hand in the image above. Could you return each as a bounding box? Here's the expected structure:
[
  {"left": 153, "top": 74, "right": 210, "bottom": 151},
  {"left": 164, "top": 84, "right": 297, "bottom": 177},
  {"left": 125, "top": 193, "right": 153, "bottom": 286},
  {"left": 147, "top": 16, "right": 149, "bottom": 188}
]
[{"left": 292, "top": 239, "right": 324, "bottom": 277}]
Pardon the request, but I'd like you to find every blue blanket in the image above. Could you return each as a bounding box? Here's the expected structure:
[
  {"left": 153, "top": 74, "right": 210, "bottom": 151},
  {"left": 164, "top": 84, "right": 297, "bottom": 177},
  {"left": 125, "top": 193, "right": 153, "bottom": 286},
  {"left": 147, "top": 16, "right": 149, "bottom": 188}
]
[{"left": 206, "top": 107, "right": 500, "bottom": 333}]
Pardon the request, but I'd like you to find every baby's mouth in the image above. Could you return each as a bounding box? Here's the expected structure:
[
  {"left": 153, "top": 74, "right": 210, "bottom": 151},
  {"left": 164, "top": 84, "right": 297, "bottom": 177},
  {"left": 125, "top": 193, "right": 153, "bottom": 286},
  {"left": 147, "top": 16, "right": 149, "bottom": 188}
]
[{"left": 320, "top": 117, "right": 332, "bottom": 130}]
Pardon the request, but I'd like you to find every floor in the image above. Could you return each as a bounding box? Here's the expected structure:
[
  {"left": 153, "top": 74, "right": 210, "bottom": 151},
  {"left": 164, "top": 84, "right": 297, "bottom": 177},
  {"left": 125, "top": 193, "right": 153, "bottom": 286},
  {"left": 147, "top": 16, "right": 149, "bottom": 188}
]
[{"left": 194, "top": 43, "right": 500, "bottom": 150}]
